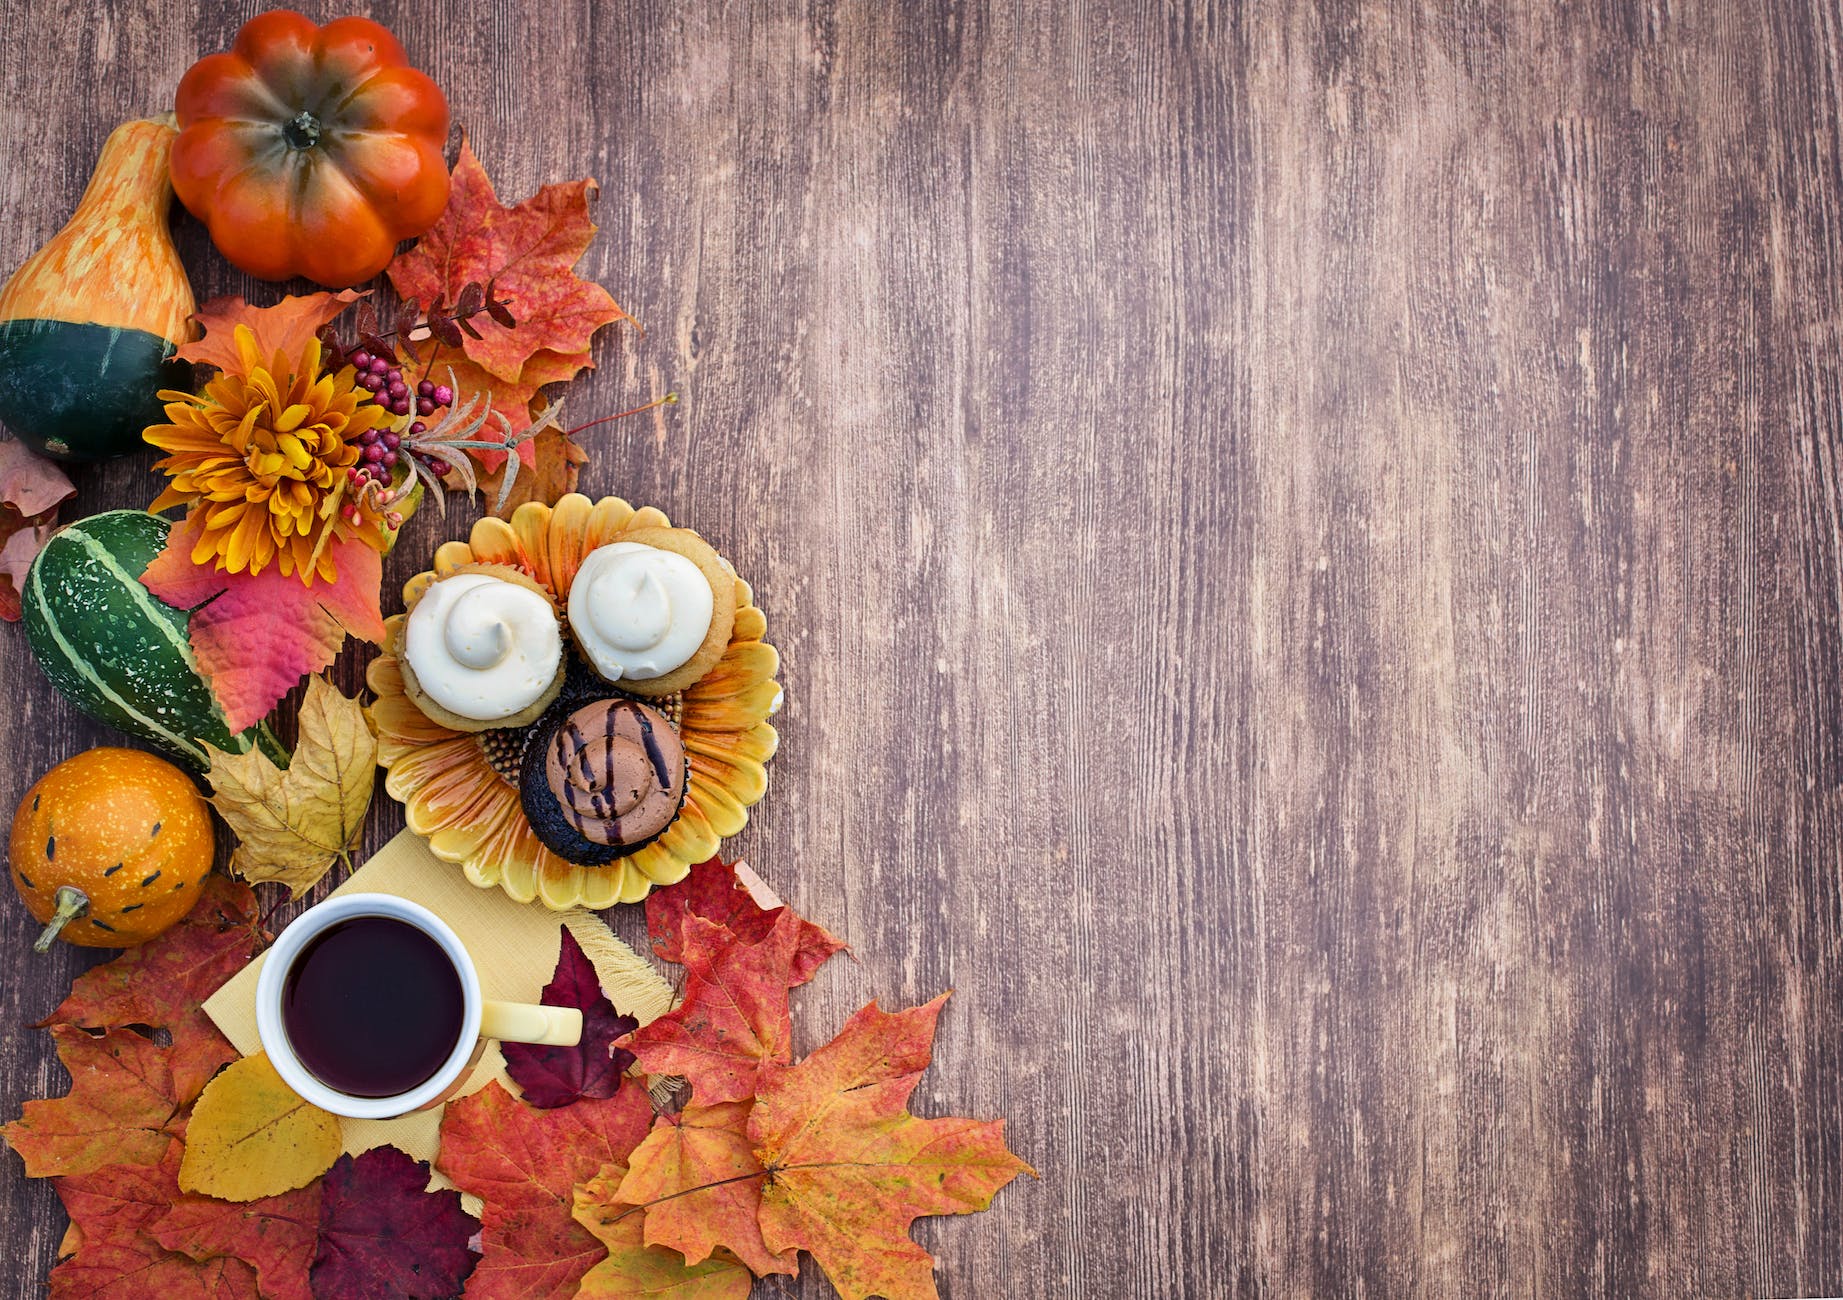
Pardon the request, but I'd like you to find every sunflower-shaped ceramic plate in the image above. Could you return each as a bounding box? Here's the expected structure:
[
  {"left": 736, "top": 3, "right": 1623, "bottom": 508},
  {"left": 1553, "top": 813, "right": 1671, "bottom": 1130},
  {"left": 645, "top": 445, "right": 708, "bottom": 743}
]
[{"left": 367, "top": 494, "right": 781, "bottom": 908}]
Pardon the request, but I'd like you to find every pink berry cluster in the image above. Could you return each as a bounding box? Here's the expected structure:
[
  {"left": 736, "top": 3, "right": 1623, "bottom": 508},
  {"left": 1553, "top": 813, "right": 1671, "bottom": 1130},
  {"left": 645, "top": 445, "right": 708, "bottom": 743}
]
[
  {"left": 340, "top": 348, "right": 456, "bottom": 527},
  {"left": 349, "top": 349, "right": 453, "bottom": 420}
]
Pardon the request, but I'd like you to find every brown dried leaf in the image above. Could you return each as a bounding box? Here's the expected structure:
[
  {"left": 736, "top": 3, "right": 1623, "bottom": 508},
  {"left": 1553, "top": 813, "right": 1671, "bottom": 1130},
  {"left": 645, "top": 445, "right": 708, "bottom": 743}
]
[{"left": 205, "top": 676, "right": 377, "bottom": 897}]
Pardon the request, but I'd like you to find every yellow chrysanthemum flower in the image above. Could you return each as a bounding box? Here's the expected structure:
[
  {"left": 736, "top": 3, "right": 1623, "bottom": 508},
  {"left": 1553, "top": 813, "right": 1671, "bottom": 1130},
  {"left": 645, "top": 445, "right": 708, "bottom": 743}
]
[{"left": 146, "top": 326, "right": 391, "bottom": 584}]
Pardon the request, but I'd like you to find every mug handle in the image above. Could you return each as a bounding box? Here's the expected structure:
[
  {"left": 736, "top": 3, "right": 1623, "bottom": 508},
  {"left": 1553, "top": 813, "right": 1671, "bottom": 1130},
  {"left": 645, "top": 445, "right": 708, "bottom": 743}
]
[{"left": 480, "top": 1000, "right": 583, "bottom": 1047}]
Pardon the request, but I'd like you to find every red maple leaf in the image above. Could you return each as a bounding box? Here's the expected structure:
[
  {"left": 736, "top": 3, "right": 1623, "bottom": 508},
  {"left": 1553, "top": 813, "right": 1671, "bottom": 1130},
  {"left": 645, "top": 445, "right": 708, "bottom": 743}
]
[
  {"left": 153, "top": 1179, "right": 319, "bottom": 1300},
  {"left": 48, "top": 1142, "right": 261, "bottom": 1299},
  {"left": 387, "top": 141, "right": 625, "bottom": 385},
  {"left": 50, "top": 1239, "right": 258, "bottom": 1299},
  {"left": 647, "top": 857, "right": 845, "bottom": 985},
  {"left": 44, "top": 875, "right": 264, "bottom": 1030},
  {"left": 622, "top": 909, "right": 802, "bottom": 1104},
  {"left": 141, "top": 517, "right": 386, "bottom": 733},
  {"left": 502, "top": 927, "right": 638, "bottom": 1109},
  {"left": 311, "top": 1147, "right": 478, "bottom": 1300},
  {"left": 54, "top": 1140, "right": 186, "bottom": 1252},
  {"left": 436, "top": 1081, "right": 653, "bottom": 1299},
  {"left": 42, "top": 875, "right": 264, "bottom": 1100}
]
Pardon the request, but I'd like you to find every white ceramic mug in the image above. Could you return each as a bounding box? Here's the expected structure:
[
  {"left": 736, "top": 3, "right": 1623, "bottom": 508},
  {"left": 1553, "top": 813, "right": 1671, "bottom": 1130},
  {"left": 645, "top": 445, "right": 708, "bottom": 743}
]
[{"left": 255, "top": 893, "right": 581, "bottom": 1119}]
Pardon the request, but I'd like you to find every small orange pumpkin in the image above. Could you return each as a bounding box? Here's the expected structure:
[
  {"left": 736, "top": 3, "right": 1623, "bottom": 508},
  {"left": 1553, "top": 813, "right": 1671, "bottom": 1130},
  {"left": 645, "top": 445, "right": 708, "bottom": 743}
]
[{"left": 8, "top": 748, "right": 214, "bottom": 949}]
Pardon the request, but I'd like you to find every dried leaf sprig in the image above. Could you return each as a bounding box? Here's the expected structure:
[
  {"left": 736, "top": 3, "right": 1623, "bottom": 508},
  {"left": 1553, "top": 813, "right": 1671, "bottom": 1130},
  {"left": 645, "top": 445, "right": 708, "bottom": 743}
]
[
  {"left": 390, "top": 369, "right": 566, "bottom": 515},
  {"left": 315, "top": 282, "right": 515, "bottom": 373}
]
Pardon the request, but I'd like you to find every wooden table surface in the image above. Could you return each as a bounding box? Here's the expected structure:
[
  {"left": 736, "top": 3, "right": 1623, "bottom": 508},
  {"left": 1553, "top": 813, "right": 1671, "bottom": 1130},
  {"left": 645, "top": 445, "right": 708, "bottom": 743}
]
[{"left": 4, "top": 1, "right": 1843, "bottom": 1296}]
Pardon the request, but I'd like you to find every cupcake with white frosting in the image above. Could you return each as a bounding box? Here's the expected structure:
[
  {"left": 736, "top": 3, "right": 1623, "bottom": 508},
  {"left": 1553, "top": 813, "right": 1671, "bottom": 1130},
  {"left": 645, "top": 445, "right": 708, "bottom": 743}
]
[
  {"left": 566, "top": 527, "right": 736, "bottom": 697},
  {"left": 399, "top": 564, "right": 566, "bottom": 732}
]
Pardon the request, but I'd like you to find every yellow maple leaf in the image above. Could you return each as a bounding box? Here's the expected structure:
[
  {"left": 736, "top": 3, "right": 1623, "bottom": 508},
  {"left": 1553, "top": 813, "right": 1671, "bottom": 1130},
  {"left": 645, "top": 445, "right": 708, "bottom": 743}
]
[
  {"left": 178, "top": 1052, "right": 343, "bottom": 1201},
  {"left": 204, "top": 675, "right": 378, "bottom": 897}
]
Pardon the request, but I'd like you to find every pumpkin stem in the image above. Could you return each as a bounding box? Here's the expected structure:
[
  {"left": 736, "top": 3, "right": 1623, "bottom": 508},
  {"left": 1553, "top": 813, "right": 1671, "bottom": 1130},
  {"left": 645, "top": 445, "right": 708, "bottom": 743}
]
[
  {"left": 33, "top": 885, "right": 90, "bottom": 953},
  {"left": 282, "top": 111, "right": 322, "bottom": 150}
]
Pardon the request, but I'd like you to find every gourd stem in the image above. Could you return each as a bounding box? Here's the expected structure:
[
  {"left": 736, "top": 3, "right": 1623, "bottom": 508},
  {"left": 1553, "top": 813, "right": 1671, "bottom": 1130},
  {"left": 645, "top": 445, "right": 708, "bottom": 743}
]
[
  {"left": 283, "top": 111, "right": 321, "bottom": 150},
  {"left": 33, "top": 886, "right": 89, "bottom": 953},
  {"left": 254, "top": 721, "right": 292, "bottom": 768}
]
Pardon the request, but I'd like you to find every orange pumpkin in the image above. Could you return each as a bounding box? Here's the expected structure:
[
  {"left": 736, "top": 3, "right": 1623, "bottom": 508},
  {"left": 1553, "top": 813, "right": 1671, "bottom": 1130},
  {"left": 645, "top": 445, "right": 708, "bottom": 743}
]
[
  {"left": 8, "top": 748, "right": 215, "bottom": 949},
  {"left": 170, "top": 11, "right": 451, "bottom": 287}
]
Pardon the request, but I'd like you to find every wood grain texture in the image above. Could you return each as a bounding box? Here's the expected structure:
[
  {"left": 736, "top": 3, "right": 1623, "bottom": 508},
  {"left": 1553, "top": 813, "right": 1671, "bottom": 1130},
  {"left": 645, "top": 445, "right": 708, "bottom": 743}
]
[{"left": 2, "top": 1, "right": 1842, "bottom": 1296}]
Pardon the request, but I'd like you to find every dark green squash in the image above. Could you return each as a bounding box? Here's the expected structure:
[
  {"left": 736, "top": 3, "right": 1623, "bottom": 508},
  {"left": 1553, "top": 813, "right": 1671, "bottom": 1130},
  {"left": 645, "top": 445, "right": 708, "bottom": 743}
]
[{"left": 0, "top": 321, "right": 191, "bottom": 460}]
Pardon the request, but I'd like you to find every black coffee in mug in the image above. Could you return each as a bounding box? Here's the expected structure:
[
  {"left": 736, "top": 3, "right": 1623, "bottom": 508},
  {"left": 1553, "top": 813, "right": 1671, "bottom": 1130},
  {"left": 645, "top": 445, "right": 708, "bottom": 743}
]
[{"left": 280, "top": 915, "right": 465, "bottom": 1098}]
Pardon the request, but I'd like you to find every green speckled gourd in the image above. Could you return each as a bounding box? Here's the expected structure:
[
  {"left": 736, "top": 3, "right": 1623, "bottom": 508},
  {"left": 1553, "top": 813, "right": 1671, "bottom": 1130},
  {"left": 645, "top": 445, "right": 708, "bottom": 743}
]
[{"left": 21, "top": 511, "right": 286, "bottom": 770}]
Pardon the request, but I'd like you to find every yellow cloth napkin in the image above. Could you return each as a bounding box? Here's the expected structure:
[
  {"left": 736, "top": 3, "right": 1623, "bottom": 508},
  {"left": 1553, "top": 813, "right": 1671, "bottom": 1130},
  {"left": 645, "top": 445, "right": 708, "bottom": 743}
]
[{"left": 203, "top": 829, "right": 675, "bottom": 1175}]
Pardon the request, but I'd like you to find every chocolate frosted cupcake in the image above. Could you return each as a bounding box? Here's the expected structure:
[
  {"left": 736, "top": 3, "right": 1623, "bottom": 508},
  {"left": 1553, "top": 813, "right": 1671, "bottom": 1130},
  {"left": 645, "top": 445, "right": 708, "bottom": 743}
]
[{"left": 518, "top": 696, "right": 689, "bottom": 865}]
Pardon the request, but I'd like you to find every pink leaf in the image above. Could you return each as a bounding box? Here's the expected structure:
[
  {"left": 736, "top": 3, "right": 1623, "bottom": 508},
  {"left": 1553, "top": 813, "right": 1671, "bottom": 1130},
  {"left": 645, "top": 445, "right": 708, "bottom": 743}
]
[
  {"left": 141, "top": 517, "right": 386, "bottom": 732},
  {"left": 0, "top": 439, "right": 76, "bottom": 622},
  {"left": 0, "top": 438, "right": 76, "bottom": 516}
]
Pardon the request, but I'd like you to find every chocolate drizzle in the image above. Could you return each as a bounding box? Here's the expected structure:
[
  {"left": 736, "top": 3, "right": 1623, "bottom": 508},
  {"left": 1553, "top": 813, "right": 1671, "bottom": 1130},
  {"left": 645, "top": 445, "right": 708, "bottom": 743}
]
[
  {"left": 533, "top": 697, "right": 688, "bottom": 854},
  {"left": 637, "top": 709, "right": 673, "bottom": 789}
]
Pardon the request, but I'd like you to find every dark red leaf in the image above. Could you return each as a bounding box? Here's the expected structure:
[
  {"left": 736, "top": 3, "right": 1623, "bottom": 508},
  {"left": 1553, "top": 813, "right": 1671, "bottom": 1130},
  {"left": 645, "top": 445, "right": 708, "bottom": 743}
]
[
  {"left": 310, "top": 1147, "right": 477, "bottom": 1300},
  {"left": 503, "top": 927, "right": 639, "bottom": 1109},
  {"left": 648, "top": 857, "right": 845, "bottom": 986},
  {"left": 315, "top": 324, "right": 347, "bottom": 368}
]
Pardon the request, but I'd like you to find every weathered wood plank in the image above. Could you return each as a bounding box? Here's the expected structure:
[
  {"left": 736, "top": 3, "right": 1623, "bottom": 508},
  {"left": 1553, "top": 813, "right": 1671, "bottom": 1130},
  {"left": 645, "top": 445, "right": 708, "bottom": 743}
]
[{"left": 1, "top": 1, "right": 1840, "bottom": 1296}]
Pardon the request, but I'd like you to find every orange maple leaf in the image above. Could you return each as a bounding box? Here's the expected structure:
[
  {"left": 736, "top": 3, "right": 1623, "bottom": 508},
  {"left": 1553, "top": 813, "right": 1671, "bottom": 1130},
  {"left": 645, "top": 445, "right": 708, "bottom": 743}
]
[
  {"left": 177, "top": 291, "right": 366, "bottom": 375},
  {"left": 387, "top": 140, "right": 625, "bottom": 384},
  {"left": 436, "top": 1081, "right": 654, "bottom": 1300},
  {"left": 620, "top": 995, "right": 1035, "bottom": 1300},
  {"left": 3, "top": 1026, "right": 205, "bottom": 1178},
  {"left": 572, "top": 1162, "right": 754, "bottom": 1299},
  {"left": 615, "top": 1100, "right": 794, "bottom": 1278}
]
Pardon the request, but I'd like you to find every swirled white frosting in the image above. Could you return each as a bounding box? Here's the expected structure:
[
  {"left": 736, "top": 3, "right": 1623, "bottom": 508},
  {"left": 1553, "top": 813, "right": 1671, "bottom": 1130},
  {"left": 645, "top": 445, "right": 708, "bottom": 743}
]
[
  {"left": 568, "top": 542, "right": 714, "bottom": 683},
  {"left": 403, "top": 573, "right": 563, "bottom": 720}
]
